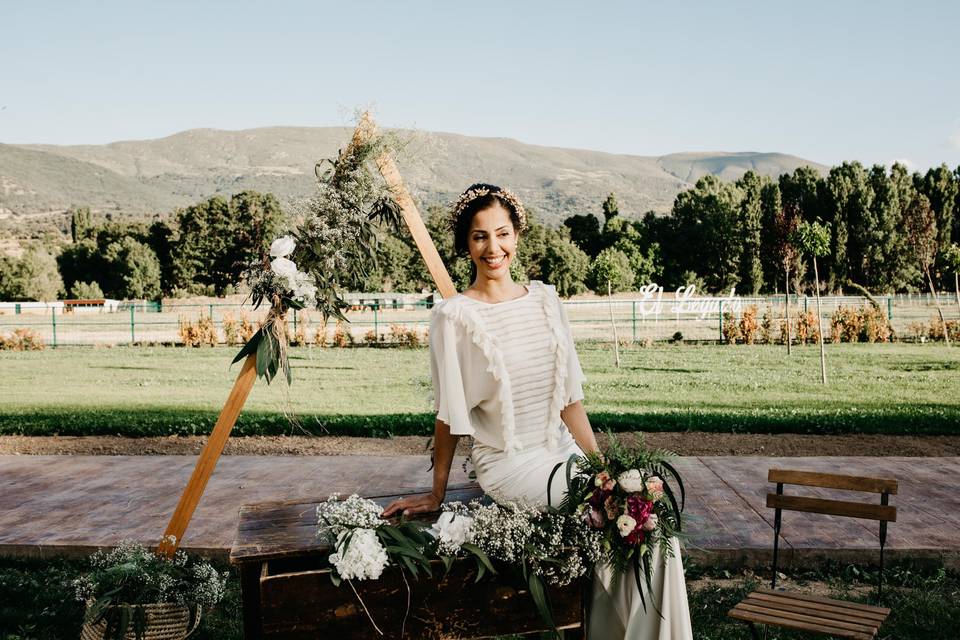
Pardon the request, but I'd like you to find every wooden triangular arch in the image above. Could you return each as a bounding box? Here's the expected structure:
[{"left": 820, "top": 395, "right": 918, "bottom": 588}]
[{"left": 157, "top": 113, "right": 456, "bottom": 556}]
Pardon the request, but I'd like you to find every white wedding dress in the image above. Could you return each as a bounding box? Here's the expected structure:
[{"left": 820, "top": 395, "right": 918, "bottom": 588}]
[{"left": 431, "top": 281, "right": 693, "bottom": 640}]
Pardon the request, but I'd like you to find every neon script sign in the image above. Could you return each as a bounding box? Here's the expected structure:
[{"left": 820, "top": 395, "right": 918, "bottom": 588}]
[{"left": 634, "top": 284, "right": 742, "bottom": 319}]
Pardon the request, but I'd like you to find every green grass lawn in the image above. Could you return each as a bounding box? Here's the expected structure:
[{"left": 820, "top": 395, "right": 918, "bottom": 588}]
[
  {"left": 1, "top": 557, "right": 956, "bottom": 639},
  {"left": 1, "top": 343, "right": 958, "bottom": 437}
]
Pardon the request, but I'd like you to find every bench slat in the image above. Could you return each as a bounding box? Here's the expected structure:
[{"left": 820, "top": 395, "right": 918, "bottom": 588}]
[
  {"left": 747, "top": 592, "right": 889, "bottom": 622},
  {"left": 729, "top": 607, "right": 875, "bottom": 639},
  {"left": 744, "top": 592, "right": 888, "bottom": 623},
  {"left": 768, "top": 469, "right": 898, "bottom": 494},
  {"left": 753, "top": 589, "right": 891, "bottom": 616},
  {"left": 732, "top": 601, "right": 878, "bottom": 634},
  {"left": 767, "top": 494, "right": 897, "bottom": 522}
]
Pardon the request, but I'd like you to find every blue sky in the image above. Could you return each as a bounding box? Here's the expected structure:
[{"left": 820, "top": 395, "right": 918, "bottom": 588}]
[{"left": 3, "top": 1, "right": 959, "bottom": 169}]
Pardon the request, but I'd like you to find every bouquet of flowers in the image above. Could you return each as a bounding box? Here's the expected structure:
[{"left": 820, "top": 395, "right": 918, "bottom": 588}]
[
  {"left": 232, "top": 119, "right": 404, "bottom": 385},
  {"left": 551, "top": 433, "right": 685, "bottom": 612},
  {"left": 73, "top": 540, "right": 228, "bottom": 640}
]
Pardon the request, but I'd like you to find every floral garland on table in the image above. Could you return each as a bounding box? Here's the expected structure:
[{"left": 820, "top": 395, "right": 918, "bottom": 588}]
[
  {"left": 315, "top": 434, "right": 685, "bottom": 634},
  {"left": 233, "top": 130, "right": 404, "bottom": 384}
]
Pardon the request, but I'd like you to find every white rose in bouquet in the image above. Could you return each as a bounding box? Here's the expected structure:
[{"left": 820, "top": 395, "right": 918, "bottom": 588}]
[
  {"left": 270, "top": 235, "right": 296, "bottom": 258},
  {"left": 617, "top": 469, "right": 645, "bottom": 493},
  {"left": 616, "top": 514, "right": 637, "bottom": 537},
  {"left": 329, "top": 528, "right": 388, "bottom": 580}
]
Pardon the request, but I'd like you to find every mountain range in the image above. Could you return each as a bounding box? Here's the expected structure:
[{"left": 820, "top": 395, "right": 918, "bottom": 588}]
[{"left": 0, "top": 126, "right": 828, "bottom": 227}]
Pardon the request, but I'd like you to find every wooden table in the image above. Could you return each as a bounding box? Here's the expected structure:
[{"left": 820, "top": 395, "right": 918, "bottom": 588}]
[{"left": 230, "top": 483, "right": 587, "bottom": 639}]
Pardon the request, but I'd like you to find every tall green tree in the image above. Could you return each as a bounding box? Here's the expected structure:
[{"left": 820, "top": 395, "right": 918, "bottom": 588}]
[
  {"left": 917, "top": 164, "right": 958, "bottom": 260},
  {"left": 563, "top": 213, "right": 603, "bottom": 257},
  {"left": 759, "top": 180, "right": 783, "bottom": 292},
  {"left": 0, "top": 246, "right": 64, "bottom": 301},
  {"left": 671, "top": 176, "right": 744, "bottom": 293},
  {"left": 104, "top": 237, "right": 162, "bottom": 300},
  {"left": 602, "top": 193, "right": 620, "bottom": 224},
  {"left": 736, "top": 171, "right": 765, "bottom": 295},
  {"left": 779, "top": 165, "right": 824, "bottom": 223},
  {"left": 541, "top": 236, "right": 590, "bottom": 297},
  {"left": 588, "top": 247, "right": 634, "bottom": 294},
  {"left": 904, "top": 194, "right": 950, "bottom": 344},
  {"left": 69, "top": 206, "right": 92, "bottom": 243},
  {"left": 170, "top": 191, "right": 284, "bottom": 295},
  {"left": 824, "top": 162, "right": 872, "bottom": 291}
]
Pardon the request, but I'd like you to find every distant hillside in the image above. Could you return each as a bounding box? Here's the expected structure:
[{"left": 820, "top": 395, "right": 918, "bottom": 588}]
[{"left": 1, "top": 127, "right": 828, "bottom": 227}]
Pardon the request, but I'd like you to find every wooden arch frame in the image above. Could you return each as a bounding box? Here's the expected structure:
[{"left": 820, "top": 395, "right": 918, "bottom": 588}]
[{"left": 157, "top": 113, "right": 456, "bottom": 556}]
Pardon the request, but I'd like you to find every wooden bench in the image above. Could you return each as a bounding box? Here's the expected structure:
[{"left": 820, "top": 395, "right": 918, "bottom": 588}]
[
  {"left": 231, "top": 482, "right": 588, "bottom": 639},
  {"left": 728, "top": 469, "right": 897, "bottom": 640}
]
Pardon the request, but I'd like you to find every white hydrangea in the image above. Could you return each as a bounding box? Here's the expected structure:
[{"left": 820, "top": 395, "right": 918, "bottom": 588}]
[
  {"left": 329, "top": 529, "right": 389, "bottom": 580},
  {"left": 430, "top": 511, "right": 475, "bottom": 555}
]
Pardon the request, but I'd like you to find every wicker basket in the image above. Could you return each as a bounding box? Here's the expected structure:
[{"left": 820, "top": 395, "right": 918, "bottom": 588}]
[{"left": 79, "top": 602, "right": 201, "bottom": 640}]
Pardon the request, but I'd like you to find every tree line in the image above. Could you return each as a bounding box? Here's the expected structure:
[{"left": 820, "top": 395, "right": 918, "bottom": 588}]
[{"left": 1, "top": 161, "right": 958, "bottom": 301}]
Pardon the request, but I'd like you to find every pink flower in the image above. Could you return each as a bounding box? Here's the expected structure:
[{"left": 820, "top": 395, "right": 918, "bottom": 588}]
[
  {"left": 594, "top": 471, "right": 611, "bottom": 488},
  {"left": 642, "top": 513, "right": 659, "bottom": 532},
  {"left": 587, "top": 506, "right": 606, "bottom": 529},
  {"left": 645, "top": 476, "right": 665, "bottom": 499},
  {"left": 602, "top": 479, "right": 617, "bottom": 492}
]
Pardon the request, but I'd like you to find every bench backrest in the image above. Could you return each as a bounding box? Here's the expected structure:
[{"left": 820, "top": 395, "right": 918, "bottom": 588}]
[{"left": 766, "top": 468, "right": 897, "bottom": 599}]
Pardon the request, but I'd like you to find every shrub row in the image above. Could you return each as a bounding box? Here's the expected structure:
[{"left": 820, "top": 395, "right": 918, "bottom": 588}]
[
  {"left": 2, "top": 407, "right": 957, "bottom": 438},
  {"left": 722, "top": 305, "right": 895, "bottom": 345},
  {"left": 175, "top": 314, "right": 428, "bottom": 349}
]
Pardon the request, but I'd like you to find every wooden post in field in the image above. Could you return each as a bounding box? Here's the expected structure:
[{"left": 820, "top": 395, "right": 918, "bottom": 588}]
[{"left": 157, "top": 112, "right": 454, "bottom": 556}]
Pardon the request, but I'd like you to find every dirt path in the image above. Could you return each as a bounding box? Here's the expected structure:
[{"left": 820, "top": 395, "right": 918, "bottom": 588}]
[{"left": 2, "top": 432, "right": 958, "bottom": 457}]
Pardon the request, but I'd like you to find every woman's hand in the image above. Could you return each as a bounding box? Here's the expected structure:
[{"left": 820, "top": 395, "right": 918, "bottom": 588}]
[{"left": 381, "top": 492, "right": 443, "bottom": 519}]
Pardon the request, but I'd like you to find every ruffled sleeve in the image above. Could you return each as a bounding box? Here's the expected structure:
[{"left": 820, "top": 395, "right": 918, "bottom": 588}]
[
  {"left": 553, "top": 287, "right": 586, "bottom": 405},
  {"left": 429, "top": 305, "right": 475, "bottom": 437}
]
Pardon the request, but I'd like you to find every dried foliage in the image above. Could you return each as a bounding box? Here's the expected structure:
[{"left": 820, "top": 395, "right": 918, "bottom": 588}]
[
  {"left": 0, "top": 328, "right": 45, "bottom": 351},
  {"left": 178, "top": 314, "right": 218, "bottom": 347}
]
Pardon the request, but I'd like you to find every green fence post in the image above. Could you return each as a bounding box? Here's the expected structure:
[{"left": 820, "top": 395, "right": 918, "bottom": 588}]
[
  {"left": 130, "top": 305, "right": 136, "bottom": 344},
  {"left": 373, "top": 304, "right": 379, "bottom": 339},
  {"left": 887, "top": 296, "right": 893, "bottom": 321},
  {"left": 293, "top": 308, "right": 298, "bottom": 336},
  {"left": 718, "top": 300, "right": 724, "bottom": 342},
  {"left": 51, "top": 306, "right": 57, "bottom": 348},
  {"left": 804, "top": 296, "right": 808, "bottom": 315},
  {"left": 631, "top": 300, "right": 637, "bottom": 343}
]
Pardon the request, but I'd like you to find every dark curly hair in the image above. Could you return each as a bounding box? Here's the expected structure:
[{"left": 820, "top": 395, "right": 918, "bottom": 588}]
[{"left": 452, "top": 183, "right": 524, "bottom": 256}]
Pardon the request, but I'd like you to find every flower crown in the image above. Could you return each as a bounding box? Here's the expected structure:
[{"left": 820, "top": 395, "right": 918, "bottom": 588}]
[{"left": 450, "top": 184, "right": 528, "bottom": 233}]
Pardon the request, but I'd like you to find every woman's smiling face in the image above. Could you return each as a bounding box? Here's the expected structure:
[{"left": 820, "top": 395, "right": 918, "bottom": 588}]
[{"left": 467, "top": 202, "right": 518, "bottom": 281}]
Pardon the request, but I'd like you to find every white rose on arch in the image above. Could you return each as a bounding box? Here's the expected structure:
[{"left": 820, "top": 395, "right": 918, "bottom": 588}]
[
  {"left": 270, "top": 256, "right": 298, "bottom": 283},
  {"left": 270, "top": 235, "right": 296, "bottom": 258},
  {"left": 617, "top": 469, "right": 645, "bottom": 493}
]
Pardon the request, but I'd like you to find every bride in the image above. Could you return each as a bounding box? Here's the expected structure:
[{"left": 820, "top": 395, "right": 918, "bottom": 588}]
[{"left": 382, "top": 184, "right": 693, "bottom": 639}]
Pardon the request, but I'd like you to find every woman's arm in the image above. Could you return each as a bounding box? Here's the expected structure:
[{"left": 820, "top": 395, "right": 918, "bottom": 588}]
[
  {"left": 382, "top": 418, "right": 459, "bottom": 518},
  {"left": 561, "top": 400, "right": 600, "bottom": 454}
]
